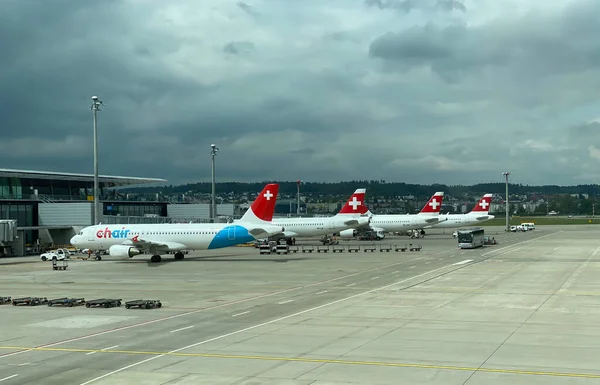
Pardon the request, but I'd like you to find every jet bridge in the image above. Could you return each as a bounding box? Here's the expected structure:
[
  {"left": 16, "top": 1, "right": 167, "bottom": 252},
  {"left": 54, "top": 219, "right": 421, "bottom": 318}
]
[{"left": 0, "top": 220, "right": 18, "bottom": 257}]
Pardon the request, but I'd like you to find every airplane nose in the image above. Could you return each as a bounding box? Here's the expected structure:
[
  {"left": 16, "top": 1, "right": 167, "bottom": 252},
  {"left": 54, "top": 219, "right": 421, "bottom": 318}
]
[{"left": 70, "top": 236, "right": 77, "bottom": 245}]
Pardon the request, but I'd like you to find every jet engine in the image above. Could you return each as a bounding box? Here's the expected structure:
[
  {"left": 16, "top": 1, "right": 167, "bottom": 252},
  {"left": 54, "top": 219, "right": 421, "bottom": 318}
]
[
  {"left": 108, "top": 245, "right": 141, "bottom": 258},
  {"left": 340, "top": 229, "right": 358, "bottom": 238}
]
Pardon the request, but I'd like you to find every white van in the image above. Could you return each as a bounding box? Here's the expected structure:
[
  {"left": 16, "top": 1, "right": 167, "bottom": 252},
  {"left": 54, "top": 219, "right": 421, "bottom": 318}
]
[{"left": 521, "top": 222, "right": 535, "bottom": 230}]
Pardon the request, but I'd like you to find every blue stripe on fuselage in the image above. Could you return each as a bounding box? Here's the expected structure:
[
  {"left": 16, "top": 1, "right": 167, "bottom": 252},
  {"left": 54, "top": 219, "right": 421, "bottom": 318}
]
[{"left": 207, "top": 225, "right": 255, "bottom": 249}]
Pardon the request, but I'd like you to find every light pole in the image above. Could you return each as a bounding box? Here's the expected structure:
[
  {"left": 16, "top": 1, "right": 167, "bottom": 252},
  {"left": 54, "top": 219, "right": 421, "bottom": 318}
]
[
  {"left": 91, "top": 96, "right": 103, "bottom": 225},
  {"left": 296, "top": 180, "right": 301, "bottom": 216},
  {"left": 503, "top": 172, "right": 510, "bottom": 232},
  {"left": 210, "top": 144, "right": 219, "bottom": 222}
]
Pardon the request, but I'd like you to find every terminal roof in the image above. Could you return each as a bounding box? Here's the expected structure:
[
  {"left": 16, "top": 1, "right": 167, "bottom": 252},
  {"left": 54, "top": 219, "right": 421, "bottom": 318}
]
[{"left": 0, "top": 168, "right": 167, "bottom": 186}]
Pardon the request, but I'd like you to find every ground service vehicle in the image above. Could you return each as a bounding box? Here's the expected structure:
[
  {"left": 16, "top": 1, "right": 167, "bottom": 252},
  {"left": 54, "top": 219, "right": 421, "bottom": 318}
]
[{"left": 457, "top": 228, "right": 485, "bottom": 249}]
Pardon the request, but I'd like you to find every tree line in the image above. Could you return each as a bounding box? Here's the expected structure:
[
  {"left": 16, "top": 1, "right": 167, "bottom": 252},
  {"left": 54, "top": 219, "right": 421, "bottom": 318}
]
[{"left": 121, "top": 180, "right": 600, "bottom": 198}]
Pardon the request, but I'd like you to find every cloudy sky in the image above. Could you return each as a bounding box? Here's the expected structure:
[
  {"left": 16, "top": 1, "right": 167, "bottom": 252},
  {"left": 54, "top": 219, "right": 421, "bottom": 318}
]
[{"left": 2, "top": 0, "right": 600, "bottom": 186}]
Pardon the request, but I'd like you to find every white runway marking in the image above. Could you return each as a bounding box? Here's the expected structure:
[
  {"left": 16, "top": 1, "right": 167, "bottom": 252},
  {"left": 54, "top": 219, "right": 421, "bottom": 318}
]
[
  {"left": 453, "top": 259, "right": 473, "bottom": 266},
  {"left": 278, "top": 300, "right": 293, "bottom": 305},
  {"left": 0, "top": 375, "right": 18, "bottom": 382},
  {"left": 169, "top": 326, "right": 194, "bottom": 333},
  {"left": 232, "top": 311, "right": 250, "bottom": 317},
  {"left": 79, "top": 262, "right": 463, "bottom": 385},
  {"left": 316, "top": 290, "right": 328, "bottom": 295},
  {"left": 85, "top": 345, "right": 119, "bottom": 355}
]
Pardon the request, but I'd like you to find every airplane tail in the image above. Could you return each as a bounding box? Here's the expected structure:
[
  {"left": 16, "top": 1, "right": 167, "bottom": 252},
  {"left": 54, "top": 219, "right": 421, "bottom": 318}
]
[
  {"left": 417, "top": 192, "right": 444, "bottom": 216},
  {"left": 240, "top": 183, "right": 279, "bottom": 223},
  {"left": 470, "top": 193, "right": 492, "bottom": 214},
  {"left": 336, "top": 188, "right": 368, "bottom": 216}
]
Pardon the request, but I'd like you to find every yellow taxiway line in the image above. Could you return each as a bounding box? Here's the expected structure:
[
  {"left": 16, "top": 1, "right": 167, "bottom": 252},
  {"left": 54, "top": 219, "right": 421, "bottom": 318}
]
[{"left": 1, "top": 345, "right": 599, "bottom": 379}]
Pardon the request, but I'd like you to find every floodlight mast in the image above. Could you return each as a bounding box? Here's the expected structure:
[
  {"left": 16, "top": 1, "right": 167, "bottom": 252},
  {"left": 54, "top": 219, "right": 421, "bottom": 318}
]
[
  {"left": 503, "top": 172, "right": 510, "bottom": 232},
  {"left": 91, "top": 96, "right": 104, "bottom": 225},
  {"left": 210, "top": 144, "right": 219, "bottom": 222}
]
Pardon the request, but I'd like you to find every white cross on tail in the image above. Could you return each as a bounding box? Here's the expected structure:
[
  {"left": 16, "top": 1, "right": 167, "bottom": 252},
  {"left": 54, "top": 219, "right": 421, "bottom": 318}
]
[
  {"left": 264, "top": 191, "right": 273, "bottom": 200},
  {"left": 348, "top": 196, "right": 361, "bottom": 210},
  {"left": 429, "top": 198, "right": 439, "bottom": 210},
  {"left": 479, "top": 200, "right": 489, "bottom": 209}
]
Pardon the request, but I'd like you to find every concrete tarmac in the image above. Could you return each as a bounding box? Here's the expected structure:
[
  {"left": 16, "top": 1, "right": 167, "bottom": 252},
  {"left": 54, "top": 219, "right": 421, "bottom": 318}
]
[{"left": 1, "top": 225, "right": 600, "bottom": 384}]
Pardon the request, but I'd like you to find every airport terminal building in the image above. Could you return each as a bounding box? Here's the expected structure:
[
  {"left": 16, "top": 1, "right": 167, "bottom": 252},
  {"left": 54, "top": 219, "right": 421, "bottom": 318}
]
[{"left": 0, "top": 168, "right": 237, "bottom": 256}]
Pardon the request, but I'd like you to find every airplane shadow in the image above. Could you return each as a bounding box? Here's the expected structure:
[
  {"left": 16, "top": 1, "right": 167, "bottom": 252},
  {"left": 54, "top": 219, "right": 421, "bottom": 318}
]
[{"left": 113, "top": 255, "right": 318, "bottom": 267}]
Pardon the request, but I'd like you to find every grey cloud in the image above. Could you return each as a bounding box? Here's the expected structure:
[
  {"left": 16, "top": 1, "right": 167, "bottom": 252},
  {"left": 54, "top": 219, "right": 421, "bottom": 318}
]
[
  {"left": 365, "top": 0, "right": 465, "bottom": 13},
  {"left": 1, "top": 0, "right": 600, "bottom": 186},
  {"left": 369, "top": 1, "right": 600, "bottom": 84},
  {"left": 223, "top": 41, "right": 255, "bottom": 55},
  {"left": 237, "top": 2, "right": 259, "bottom": 17}
]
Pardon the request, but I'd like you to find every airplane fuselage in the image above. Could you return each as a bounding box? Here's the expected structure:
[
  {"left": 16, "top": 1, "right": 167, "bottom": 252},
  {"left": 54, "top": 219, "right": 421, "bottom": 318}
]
[
  {"left": 431, "top": 214, "right": 495, "bottom": 229},
  {"left": 73, "top": 223, "right": 258, "bottom": 252},
  {"left": 271, "top": 215, "right": 367, "bottom": 238},
  {"left": 368, "top": 214, "right": 440, "bottom": 232}
]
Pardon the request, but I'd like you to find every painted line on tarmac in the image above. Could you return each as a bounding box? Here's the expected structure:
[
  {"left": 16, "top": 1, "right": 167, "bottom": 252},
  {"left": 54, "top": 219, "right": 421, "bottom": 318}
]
[
  {"left": 76, "top": 262, "right": 468, "bottom": 385},
  {"left": 1, "top": 346, "right": 599, "bottom": 380},
  {"left": 0, "top": 254, "right": 429, "bottom": 359}
]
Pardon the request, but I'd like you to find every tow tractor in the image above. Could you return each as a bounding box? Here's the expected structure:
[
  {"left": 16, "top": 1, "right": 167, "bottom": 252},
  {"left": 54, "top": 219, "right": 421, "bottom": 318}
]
[{"left": 320, "top": 235, "right": 339, "bottom": 245}]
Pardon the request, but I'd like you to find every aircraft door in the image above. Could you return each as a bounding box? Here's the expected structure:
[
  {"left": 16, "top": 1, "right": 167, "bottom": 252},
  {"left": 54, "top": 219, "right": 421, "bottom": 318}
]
[
  {"left": 87, "top": 228, "right": 95, "bottom": 242},
  {"left": 228, "top": 226, "right": 236, "bottom": 240}
]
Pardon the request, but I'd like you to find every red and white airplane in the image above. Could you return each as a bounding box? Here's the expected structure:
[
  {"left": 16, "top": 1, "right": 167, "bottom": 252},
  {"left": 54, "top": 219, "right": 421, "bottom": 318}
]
[
  {"left": 429, "top": 193, "right": 495, "bottom": 228},
  {"left": 268, "top": 189, "right": 371, "bottom": 241},
  {"left": 339, "top": 192, "right": 446, "bottom": 239},
  {"left": 70, "top": 184, "right": 284, "bottom": 263}
]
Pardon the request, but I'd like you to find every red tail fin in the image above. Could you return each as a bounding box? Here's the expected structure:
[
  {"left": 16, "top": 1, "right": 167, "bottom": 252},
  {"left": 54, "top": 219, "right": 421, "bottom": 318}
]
[
  {"left": 419, "top": 192, "right": 444, "bottom": 214},
  {"left": 471, "top": 193, "right": 492, "bottom": 213},
  {"left": 338, "top": 189, "right": 368, "bottom": 215},
  {"left": 242, "top": 183, "right": 279, "bottom": 222}
]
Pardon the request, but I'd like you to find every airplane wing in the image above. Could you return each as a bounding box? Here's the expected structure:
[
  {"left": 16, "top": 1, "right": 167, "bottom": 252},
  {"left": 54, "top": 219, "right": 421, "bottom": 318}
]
[{"left": 121, "top": 237, "right": 187, "bottom": 252}]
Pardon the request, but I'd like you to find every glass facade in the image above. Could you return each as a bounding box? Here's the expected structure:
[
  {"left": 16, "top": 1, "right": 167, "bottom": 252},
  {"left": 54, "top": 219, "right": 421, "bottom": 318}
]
[
  {"left": 103, "top": 203, "right": 166, "bottom": 217},
  {"left": 0, "top": 177, "right": 23, "bottom": 199}
]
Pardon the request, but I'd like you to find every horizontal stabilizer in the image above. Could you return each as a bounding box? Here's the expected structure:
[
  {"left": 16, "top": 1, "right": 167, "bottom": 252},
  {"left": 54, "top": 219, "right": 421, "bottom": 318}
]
[{"left": 247, "top": 226, "right": 284, "bottom": 238}]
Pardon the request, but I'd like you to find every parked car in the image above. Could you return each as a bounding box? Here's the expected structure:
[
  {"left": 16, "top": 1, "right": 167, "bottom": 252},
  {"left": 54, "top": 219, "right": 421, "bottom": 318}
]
[{"left": 40, "top": 248, "right": 70, "bottom": 261}]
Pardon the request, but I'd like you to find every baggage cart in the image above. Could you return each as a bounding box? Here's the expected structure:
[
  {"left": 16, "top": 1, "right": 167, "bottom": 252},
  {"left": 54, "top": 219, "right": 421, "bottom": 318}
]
[
  {"left": 125, "top": 299, "right": 162, "bottom": 309},
  {"left": 12, "top": 297, "right": 48, "bottom": 306},
  {"left": 85, "top": 298, "right": 122, "bottom": 308},
  {"left": 47, "top": 297, "right": 85, "bottom": 307}
]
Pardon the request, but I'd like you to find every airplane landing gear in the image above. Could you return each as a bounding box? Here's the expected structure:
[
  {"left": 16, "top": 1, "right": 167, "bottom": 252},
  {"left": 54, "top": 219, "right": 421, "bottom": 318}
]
[
  {"left": 150, "top": 255, "right": 162, "bottom": 263},
  {"left": 174, "top": 252, "right": 184, "bottom": 260}
]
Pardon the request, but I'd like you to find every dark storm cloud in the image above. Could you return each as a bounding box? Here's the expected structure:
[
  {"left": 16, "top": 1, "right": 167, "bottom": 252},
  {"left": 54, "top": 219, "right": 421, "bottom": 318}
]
[{"left": 1, "top": 0, "right": 600, "bottom": 185}]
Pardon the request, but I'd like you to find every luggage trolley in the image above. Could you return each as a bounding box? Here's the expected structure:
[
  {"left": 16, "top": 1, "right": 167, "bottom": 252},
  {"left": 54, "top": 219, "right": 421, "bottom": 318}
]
[
  {"left": 47, "top": 297, "right": 86, "bottom": 307},
  {"left": 0, "top": 296, "right": 11, "bottom": 305},
  {"left": 52, "top": 259, "right": 68, "bottom": 270},
  {"left": 85, "top": 298, "right": 122, "bottom": 308},
  {"left": 125, "top": 299, "right": 162, "bottom": 309},
  {"left": 12, "top": 297, "right": 48, "bottom": 306}
]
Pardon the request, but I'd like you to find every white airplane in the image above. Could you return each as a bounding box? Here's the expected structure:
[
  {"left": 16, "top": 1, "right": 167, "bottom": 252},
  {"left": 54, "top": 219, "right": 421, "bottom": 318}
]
[
  {"left": 70, "top": 183, "right": 284, "bottom": 263},
  {"left": 429, "top": 193, "right": 495, "bottom": 228},
  {"left": 268, "top": 189, "right": 371, "bottom": 242},
  {"left": 339, "top": 192, "right": 445, "bottom": 240}
]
